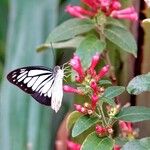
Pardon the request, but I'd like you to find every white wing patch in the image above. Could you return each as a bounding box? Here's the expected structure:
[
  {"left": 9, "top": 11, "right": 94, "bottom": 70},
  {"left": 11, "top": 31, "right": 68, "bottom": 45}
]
[{"left": 51, "top": 69, "right": 64, "bottom": 113}]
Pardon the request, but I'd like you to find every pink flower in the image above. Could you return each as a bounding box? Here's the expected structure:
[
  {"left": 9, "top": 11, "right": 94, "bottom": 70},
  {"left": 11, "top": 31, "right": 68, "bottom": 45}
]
[
  {"left": 70, "top": 55, "right": 85, "bottom": 80},
  {"left": 114, "top": 145, "right": 121, "bottom": 150},
  {"left": 67, "top": 140, "right": 81, "bottom": 150},
  {"left": 74, "top": 104, "right": 87, "bottom": 114},
  {"left": 91, "top": 94, "right": 99, "bottom": 108},
  {"left": 111, "top": 7, "right": 138, "bottom": 21},
  {"left": 63, "top": 85, "right": 83, "bottom": 95},
  {"left": 65, "top": 5, "right": 95, "bottom": 19},
  {"left": 65, "top": 0, "right": 138, "bottom": 21},
  {"left": 89, "top": 53, "right": 100, "bottom": 74},
  {"left": 96, "top": 65, "right": 110, "bottom": 81},
  {"left": 95, "top": 125, "right": 107, "bottom": 137},
  {"left": 119, "top": 121, "right": 133, "bottom": 133}
]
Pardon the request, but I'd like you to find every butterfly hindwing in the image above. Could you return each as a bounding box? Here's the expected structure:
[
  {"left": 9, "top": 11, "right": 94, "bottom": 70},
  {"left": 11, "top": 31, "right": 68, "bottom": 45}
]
[{"left": 7, "top": 66, "right": 55, "bottom": 106}]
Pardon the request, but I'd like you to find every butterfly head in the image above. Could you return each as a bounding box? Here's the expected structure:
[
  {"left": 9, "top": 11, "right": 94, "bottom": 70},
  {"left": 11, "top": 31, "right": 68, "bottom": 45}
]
[{"left": 53, "top": 66, "right": 64, "bottom": 79}]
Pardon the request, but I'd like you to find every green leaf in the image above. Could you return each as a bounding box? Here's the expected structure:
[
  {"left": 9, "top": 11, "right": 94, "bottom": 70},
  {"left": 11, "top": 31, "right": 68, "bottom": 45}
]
[
  {"left": 101, "top": 97, "right": 115, "bottom": 106},
  {"left": 37, "top": 36, "right": 85, "bottom": 52},
  {"left": 66, "top": 111, "right": 82, "bottom": 130},
  {"left": 99, "top": 80, "right": 112, "bottom": 85},
  {"left": 104, "top": 25, "right": 137, "bottom": 57},
  {"left": 116, "top": 106, "right": 150, "bottom": 122},
  {"left": 122, "top": 137, "right": 150, "bottom": 150},
  {"left": 96, "top": 137, "right": 114, "bottom": 150},
  {"left": 46, "top": 18, "right": 94, "bottom": 43},
  {"left": 81, "top": 132, "right": 114, "bottom": 150},
  {"left": 72, "top": 116, "right": 99, "bottom": 137},
  {"left": 127, "top": 73, "right": 150, "bottom": 95},
  {"left": 106, "top": 17, "right": 127, "bottom": 29},
  {"left": 103, "top": 86, "right": 125, "bottom": 99},
  {"left": 76, "top": 34, "right": 106, "bottom": 68}
]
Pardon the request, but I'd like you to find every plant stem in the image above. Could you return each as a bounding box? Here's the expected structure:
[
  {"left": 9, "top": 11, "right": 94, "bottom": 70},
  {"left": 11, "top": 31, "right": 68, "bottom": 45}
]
[
  {"left": 105, "top": 51, "right": 117, "bottom": 82},
  {"left": 98, "top": 102, "right": 108, "bottom": 127}
]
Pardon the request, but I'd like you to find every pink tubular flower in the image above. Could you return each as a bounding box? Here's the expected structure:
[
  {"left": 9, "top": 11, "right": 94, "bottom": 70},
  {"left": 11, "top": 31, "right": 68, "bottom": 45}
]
[
  {"left": 89, "top": 53, "right": 100, "bottom": 74},
  {"left": 91, "top": 94, "right": 99, "bottom": 108},
  {"left": 90, "top": 80, "right": 98, "bottom": 92},
  {"left": 65, "top": 0, "right": 138, "bottom": 21},
  {"left": 70, "top": 55, "right": 84, "bottom": 80},
  {"left": 65, "top": 5, "right": 95, "bottom": 18},
  {"left": 111, "top": 7, "right": 138, "bottom": 21},
  {"left": 74, "top": 104, "right": 87, "bottom": 114},
  {"left": 96, "top": 65, "right": 110, "bottom": 81},
  {"left": 67, "top": 140, "right": 81, "bottom": 150},
  {"left": 63, "top": 85, "right": 83, "bottom": 95},
  {"left": 81, "top": 0, "right": 100, "bottom": 10},
  {"left": 119, "top": 121, "right": 133, "bottom": 133}
]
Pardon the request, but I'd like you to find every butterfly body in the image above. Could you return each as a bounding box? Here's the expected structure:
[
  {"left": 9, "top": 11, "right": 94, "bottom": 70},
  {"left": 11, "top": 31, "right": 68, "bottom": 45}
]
[{"left": 7, "top": 66, "right": 64, "bottom": 112}]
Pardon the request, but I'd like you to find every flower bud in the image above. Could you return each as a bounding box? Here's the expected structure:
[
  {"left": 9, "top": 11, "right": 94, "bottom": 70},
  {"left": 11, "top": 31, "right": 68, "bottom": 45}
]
[
  {"left": 91, "top": 94, "right": 99, "bottom": 109},
  {"left": 90, "top": 80, "right": 98, "bottom": 92},
  {"left": 96, "top": 65, "right": 110, "bottom": 81},
  {"left": 70, "top": 55, "right": 85, "bottom": 79},
  {"left": 63, "top": 85, "right": 82, "bottom": 95},
  {"left": 74, "top": 104, "right": 87, "bottom": 114},
  {"left": 89, "top": 53, "right": 100, "bottom": 72},
  {"left": 113, "top": 145, "right": 121, "bottom": 150},
  {"left": 95, "top": 125, "right": 107, "bottom": 137}
]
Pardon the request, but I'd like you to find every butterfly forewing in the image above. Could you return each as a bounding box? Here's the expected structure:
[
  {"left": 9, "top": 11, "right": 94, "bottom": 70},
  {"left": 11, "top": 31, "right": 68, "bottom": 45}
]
[{"left": 7, "top": 66, "right": 55, "bottom": 106}]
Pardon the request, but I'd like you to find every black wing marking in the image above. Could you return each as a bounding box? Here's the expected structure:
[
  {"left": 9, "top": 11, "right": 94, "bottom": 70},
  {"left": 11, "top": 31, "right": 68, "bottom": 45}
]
[{"left": 7, "top": 66, "right": 55, "bottom": 106}]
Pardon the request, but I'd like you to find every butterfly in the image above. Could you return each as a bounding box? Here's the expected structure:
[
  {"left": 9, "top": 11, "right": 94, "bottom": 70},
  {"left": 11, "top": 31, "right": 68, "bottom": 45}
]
[{"left": 7, "top": 66, "right": 64, "bottom": 112}]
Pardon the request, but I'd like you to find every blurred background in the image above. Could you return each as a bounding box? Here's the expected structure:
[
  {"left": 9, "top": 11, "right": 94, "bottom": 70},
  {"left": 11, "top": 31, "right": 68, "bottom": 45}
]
[{"left": 0, "top": 0, "right": 150, "bottom": 150}]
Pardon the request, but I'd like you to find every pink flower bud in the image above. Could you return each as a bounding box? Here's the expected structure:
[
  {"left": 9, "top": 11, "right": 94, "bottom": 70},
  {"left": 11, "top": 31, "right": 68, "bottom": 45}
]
[
  {"left": 63, "top": 85, "right": 82, "bottom": 95},
  {"left": 96, "top": 65, "right": 110, "bottom": 81},
  {"left": 110, "top": 1, "right": 121, "bottom": 10},
  {"left": 114, "top": 6, "right": 136, "bottom": 15},
  {"left": 67, "top": 140, "right": 81, "bottom": 150},
  {"left": 89, "top": 53, "right": 100, "bottom": 72},
  {"left": 65, "top": 5, "right": 86, "bottom": 18},
  {"left": 95, "top": 125, "right": 107, "bottom": 136},
  {"left": 70, "top": 55, "right": 85, "bottom": 79},
  {"left": 91, "top": 94, "right": 99, "bottom": 108},
  {"left": 65, "top": 5, "right": 95, "bottom": 18},
  {"left": 74, "top": 104, "right": 87, "bottom": 114},
  {"left": 90, "top": 81, "right": 98, "bottom": 92},
  {"left": 119, "top": 121, "right": 133, "bottom": 133},
  {"left": 81, "top": 0, "right": 99, "bottom": 10},
  {"left": 113, "top": 145, "right": 121, "bottom": 150}
]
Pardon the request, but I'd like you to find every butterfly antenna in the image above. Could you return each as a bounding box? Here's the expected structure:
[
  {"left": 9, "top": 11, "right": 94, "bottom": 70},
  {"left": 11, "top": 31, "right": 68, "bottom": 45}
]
[{"left": 50, "top": 42, "right": 56, "bottom": 64}]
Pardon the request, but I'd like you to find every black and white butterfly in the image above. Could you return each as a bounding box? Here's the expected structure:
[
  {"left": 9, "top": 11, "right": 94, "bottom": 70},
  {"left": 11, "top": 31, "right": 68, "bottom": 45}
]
[{"left": 7, "top": 66, "right": 64, "bottom": 112}]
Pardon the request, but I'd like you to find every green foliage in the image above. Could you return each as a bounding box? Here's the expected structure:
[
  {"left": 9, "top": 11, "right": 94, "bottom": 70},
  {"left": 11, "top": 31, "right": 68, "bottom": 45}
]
[
  {"left": 104, "top": 25, "right": 137, "bottom": 57},
  {"left": 45, "top": 18, "right": 94, "bottom": 43},
  {"left": 0, "top": 0, "right": 65, "bottom": 150},
  {"left": 37, "top": 36, "right": 85, "bottom": 52},
  {"left": 99, "top": 80, "right": 112, "bottom": 86},
  {"left": 72, "top": 115, "right": 99, "bottom": 137},
  {"left": 127, "top": 73, "right": 150, "bottom": 95},
  {"left": 122, "top": 138, "right": 150, "bottom": 150},
  {"left": 76, "top": 34, "right": 106, "bottom": 68},
  {"left": 116, "top": 106, "right": 150, "bottom": 122},
  {"left": 81, "top": 132, "right": 114, "bottom": 150},
  {"left": 103, "top": 86, "right": 125, "bottom": 99},
  {"left": 67, "top": 111, "right": 82, "bottom": 130}
]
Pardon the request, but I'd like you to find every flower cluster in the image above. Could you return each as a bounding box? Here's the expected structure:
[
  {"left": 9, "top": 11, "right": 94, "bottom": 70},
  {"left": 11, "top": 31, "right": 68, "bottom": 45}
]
[
  {"left": 119, "top": 121, "right": 138, "bottom": 140},
  {"left": 63, "top": 53, "right": 109, "bottom": 114},
  {"left": 95, "top": 124, "right": 113, "bottom": 137},
  {"left": 65, "top": 0, "right": 138, "bottom": 21}
]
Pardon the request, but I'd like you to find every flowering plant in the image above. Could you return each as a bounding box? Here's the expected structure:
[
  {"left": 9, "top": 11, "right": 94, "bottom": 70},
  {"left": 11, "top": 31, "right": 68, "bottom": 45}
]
[{"left": 37, "top": 0, "right": 150, "bottom": 149}]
